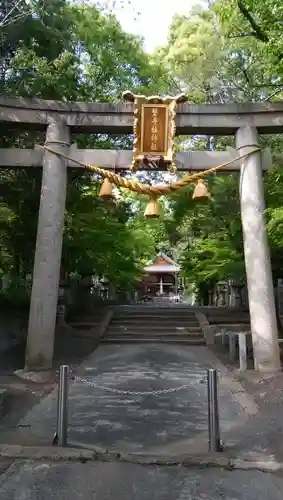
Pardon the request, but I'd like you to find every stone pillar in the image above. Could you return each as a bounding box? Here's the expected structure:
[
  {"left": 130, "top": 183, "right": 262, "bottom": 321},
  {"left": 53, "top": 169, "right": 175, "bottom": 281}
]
[
  {"left": 239, "top": 333, "right": 248, "bottom": 371},
  {"left": 236, "top": 126, "right": 280, "bottom": 372},
  {"left": 25, "top": 121, "right": 70, "bottom": 371}
]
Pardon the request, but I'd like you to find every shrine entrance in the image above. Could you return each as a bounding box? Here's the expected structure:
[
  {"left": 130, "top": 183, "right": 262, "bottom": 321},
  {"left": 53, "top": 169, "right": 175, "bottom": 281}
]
[{"left": 0, "top": 95, "right": 282, "bottom": 373}]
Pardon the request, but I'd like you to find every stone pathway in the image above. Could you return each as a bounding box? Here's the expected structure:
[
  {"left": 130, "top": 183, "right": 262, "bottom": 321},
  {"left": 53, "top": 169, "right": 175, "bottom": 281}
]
[
  {"left": 0, "top": 461, "right": 282, "bottom": 499},
  {"left": 6, "top": 344, "right": 256, "bottom": 454}
]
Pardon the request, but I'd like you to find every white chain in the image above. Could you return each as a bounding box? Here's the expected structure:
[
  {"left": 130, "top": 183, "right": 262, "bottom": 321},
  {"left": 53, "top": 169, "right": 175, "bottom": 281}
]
[{"left": 73, "top": 375, "right": 205, "bottom": 397}]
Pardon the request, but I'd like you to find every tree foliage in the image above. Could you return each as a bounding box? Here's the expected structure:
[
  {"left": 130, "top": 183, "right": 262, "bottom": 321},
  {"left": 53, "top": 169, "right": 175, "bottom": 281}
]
[{"left": 0, "top": 0, "right": 171, "bottom": 299}]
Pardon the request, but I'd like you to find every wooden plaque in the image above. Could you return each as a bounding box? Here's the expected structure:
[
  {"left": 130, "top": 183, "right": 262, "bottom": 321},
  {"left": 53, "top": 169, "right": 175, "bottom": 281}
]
[
  {"left": 140, "top": 104, "right": 169, "bottom": 157},
  {"left": 122, "top": 91, "right": 187, "bottom": 171}
]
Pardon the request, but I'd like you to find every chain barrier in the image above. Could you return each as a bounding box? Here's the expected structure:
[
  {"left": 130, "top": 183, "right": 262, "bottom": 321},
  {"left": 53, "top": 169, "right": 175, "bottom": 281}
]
[
  {"left": 72, "top": 374, "right": 206, "bottom": 397},
  {"left": 54, "top": 365, "right": 222, "bottom": 452}
]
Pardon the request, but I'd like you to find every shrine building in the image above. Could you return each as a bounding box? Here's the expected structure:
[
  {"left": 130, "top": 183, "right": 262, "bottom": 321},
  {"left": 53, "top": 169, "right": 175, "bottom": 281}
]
[{"left": 139, "top": 252, "right": 181, "bottom": 298}]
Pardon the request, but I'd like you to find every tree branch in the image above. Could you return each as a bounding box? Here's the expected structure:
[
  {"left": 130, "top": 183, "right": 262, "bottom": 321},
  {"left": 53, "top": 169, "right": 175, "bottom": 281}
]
[
  {"left": 262, "top": 86, "right": 283, "bottom": 101},
  {"left": 228, "top": 31, "right": 256, "bottom": 39},
  {"left": 237, "top": 0, "right": 269, "bottom": 42}
]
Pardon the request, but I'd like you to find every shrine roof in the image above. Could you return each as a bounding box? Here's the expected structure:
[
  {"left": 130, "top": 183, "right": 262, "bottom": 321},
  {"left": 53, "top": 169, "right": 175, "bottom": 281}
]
[{"left": 144, "top": 252, "right": 180, "bottom": 273}]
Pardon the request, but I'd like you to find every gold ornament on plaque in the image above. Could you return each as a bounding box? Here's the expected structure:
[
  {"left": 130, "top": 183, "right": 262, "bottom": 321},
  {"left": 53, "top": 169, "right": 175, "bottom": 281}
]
[{"left": 123, "top": 91, "right": 187, "bottom": 175}]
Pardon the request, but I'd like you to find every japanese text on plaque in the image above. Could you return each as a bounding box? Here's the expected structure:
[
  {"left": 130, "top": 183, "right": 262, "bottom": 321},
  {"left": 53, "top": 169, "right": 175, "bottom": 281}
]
[{"left": 151, "top": 107, "right": 158, "bottom": 151}]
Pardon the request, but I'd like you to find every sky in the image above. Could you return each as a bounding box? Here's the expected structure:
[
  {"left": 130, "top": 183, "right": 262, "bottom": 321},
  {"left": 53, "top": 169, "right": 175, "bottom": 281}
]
[{"left": 114, "top": 0, "right": 199, "bottom": 52}]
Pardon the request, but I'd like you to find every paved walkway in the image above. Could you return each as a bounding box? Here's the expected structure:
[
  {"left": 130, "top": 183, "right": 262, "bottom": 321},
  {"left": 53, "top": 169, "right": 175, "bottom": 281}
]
[
  {"left": 0, "top": 461, "right": 282, "bottom": 499},
  {"left": 7, "top": 344, "right": 256, "bottom": 454}
]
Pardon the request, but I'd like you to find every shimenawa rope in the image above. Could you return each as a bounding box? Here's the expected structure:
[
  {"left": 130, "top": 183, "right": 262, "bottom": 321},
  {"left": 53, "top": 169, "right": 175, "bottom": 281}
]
[{"left": 38, "top": 144, "right": 261, "bottom": 197}]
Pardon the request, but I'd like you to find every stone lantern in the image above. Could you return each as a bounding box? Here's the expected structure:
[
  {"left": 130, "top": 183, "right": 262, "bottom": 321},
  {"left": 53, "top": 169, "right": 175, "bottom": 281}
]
[
  {"left": 229, "top": 280, "right": 244, "bottom": 308},
  {"left": 216, "top": 282, "right": 228, "bottom": 306}
]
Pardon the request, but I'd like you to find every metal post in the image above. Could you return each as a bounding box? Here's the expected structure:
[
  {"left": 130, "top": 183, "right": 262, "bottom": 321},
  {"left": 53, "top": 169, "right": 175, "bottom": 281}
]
[
  {"left": 56, "top": 365, "right": 69, "bottom": 446},
  {"left": 207, "top": 368, "right": 221, "bottom": 452}
]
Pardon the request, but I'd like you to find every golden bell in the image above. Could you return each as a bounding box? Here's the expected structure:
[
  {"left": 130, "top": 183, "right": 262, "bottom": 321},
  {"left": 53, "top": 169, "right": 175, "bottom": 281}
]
[
  {"left": 144, "top": 198, "right": 160, "bottom": 219},
  {"left": 99, "top": 178, "right": 114, "bottom": 199},
  {"left": 192, "top": 179, "right": 211, "bottom": 201}
]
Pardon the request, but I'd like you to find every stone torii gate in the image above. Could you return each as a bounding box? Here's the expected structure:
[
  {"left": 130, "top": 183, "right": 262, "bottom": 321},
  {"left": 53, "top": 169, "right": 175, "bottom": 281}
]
[{"left": 0, "top": 97, "right": 282, "bottom": 373}]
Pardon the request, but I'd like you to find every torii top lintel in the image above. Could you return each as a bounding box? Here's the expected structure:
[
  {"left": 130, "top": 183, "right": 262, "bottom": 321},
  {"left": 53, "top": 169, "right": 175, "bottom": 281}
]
[{"left": 0, "top": 96, "right": 283, "bottom": 135}]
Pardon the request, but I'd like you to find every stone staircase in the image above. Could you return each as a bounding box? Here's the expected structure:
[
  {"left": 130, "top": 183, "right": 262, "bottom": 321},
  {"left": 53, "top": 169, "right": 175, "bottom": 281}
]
[{"left": 101, "top": 306, "right": 205, "bottom": 344}]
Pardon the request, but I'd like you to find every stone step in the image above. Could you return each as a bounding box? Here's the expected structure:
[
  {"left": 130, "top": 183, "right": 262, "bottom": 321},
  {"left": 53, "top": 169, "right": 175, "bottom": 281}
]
[
  {"left": 112, "top": 312, "right": 198, "bottom": 317},
  {"left": 106, "top": 330, "right": 203, "bottom": 338},
  {"left": 206, "top": 312, "right": 249, "bottom": 316},
  {"left": 114, "top": 304, "right": 194, "bottom": 308},
  {"left": 108, "top": 324, "right": 202, "bottom": 331},
  {"left": 111, "top": 318, "right": 199, "bottom": 325},
  {"left": 209, "top": 314, "right": 249, "bottom": 317},
  {"left": 209, "top": 319, "right": 250, "bottom": 325},
  {"left": 100, "top": 337, "right": 206, "bottom": 345},
  {"left": 113, "top": 312, "right": 200, "bottom": 319},
  {"left": 104, "top": 330, "right": 204, "bottom": 337},
  {"left": 206, "top": 312, "right": 249, "bottom": 317},
  {"left": 207, "top": 313, "right": 249, "bottom": 317},
  {"left": 113, "top": 312, "right": 197, "bottom": 317},
  {"left": 205, "top": 312, "right": 249, "bottom": 317},
  {"left": 112, "top": 319, "right": 199, "bottom": 325}
]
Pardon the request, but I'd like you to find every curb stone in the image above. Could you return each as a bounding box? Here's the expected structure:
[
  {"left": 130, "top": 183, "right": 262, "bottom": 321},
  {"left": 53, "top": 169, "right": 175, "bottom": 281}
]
[
  {"left": 0, "top": 445, "right": 95, "bottom": 461},
  {"left": 0, "top": 444, "right": 282, "bottom": 472}
]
